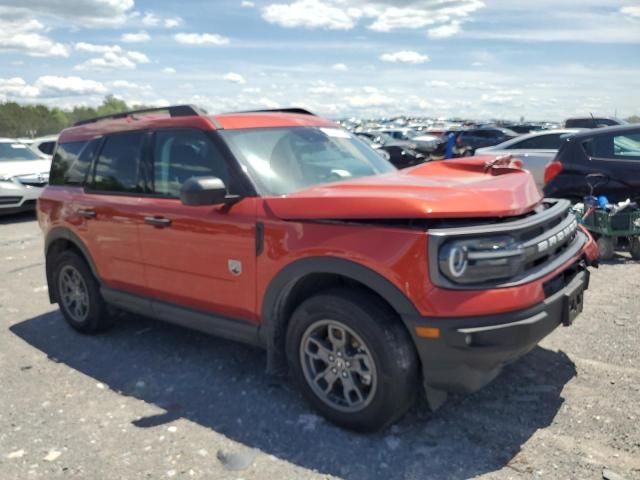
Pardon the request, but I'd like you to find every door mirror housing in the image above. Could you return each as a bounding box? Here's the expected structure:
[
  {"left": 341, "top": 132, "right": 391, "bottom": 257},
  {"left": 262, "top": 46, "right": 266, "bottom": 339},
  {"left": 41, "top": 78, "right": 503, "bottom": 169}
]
[{"left": 180, "top": 176, "right": 228, "bottom": 206}]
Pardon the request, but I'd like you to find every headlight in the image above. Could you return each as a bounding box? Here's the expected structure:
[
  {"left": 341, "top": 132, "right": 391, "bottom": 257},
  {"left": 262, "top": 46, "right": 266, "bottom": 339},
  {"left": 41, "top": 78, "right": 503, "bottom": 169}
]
[{"left": 438, "top": 235, "right": 523, "bottom": 284}]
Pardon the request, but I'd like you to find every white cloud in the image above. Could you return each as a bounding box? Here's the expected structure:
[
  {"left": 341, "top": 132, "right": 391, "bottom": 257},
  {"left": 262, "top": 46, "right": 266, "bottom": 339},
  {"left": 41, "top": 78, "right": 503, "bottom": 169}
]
[
  {"left": 331, "top": 63, "right": 348, "bottom": 71},
  {"left": 242, "top": 1, "right": 256, "bottom": 7},
  {"left": 73, "top": 43, "right": 149, "bottom": 70},
  {"left": 163, "top": 67, "right": 177, "bottom": 74},
  {"left": 126, "top": 51, "right": 150, "bottom": 64},
  {"left": 224, "top": 72, "right": 247, "bottom": 85},
  {"left": 0, "top": 75, "right": 107, "bottom": 100},
  {"left": 35, "top": 76, "right": 107, "bottom": 96},
  {"left": 428, "top": 21, "right": 462, "bottom": 39},
  {"left": 0, "top": 0, "right": 135, "bottom": 27},
  {"left": 140, "top": 12, "right": 183, "bottom": 28},
  {"left": 428, "top": 80, "right": 449, "bottom": 88},
  {"left": 380, "top": 51, "right": 429, "bottom": 64},
  {"left": 75, "top": 42, "right": 121, "bottom": 54},
  {"left": 121, "top": 31, "right": 150, "bottom": 43},
  {"left": 348, "top": 92, "right": 394, "bottom": 108},
  {"left": 164, "top": 17, "right": 182, "bottom": 28},
  {"left": 174, "top": 33, "right": 230, "bottom": 45},
  {"left": 0, "top": 77, "right": 40, "bottom": 98},
  {"left": 620, "top": 5, "right": 640, "bottom": 19},
  {"left": 262, "top": 0, "right": 358, "bottom": 30},
  {"left": 0, "top": 18, "right": 69, "bottom": 57},
  {"left": 261, "top": 0, "right": 483, "bottom": 34}
]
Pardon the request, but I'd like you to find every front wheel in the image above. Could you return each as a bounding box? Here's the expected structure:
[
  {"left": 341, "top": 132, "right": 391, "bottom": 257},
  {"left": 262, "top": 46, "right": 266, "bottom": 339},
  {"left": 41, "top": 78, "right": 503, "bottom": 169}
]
[{"left": 286, "top": 290, "right": 418, "bottom": 432}]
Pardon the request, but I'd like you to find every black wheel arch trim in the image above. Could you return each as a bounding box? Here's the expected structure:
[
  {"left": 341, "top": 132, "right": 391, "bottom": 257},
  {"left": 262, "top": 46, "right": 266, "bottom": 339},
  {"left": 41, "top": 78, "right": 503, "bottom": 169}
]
[
  {"left": 45, "top": 227, "right": 100, "bottom": 303},
  {"left": 259, "top": 256, "right": 422, "bottom": 374}
]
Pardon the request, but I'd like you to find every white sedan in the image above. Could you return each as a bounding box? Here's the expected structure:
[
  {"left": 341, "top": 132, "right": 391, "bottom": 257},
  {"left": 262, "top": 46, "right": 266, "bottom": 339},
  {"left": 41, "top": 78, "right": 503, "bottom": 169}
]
[
  {"left": 0, "top": 139, "right": 52, "bottom": 214},
  {"left": 476, "top": 129, "right": 582, "bottom": 187}
]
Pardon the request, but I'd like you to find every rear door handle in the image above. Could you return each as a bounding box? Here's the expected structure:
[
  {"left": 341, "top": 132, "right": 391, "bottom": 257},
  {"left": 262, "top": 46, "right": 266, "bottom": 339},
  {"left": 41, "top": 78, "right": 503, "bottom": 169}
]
[
  {"left": 78, "top": 209, "right": 96, "bottom": 219},
  {"left": 144, "top": 216, "right": 172, "bottom": 228}
]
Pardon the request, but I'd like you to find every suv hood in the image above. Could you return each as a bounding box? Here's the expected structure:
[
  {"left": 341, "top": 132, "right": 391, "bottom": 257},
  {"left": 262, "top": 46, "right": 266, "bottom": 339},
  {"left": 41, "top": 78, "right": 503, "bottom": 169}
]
[
  {"left": 265, "top": 157, "right": 542, "bottom": 220},
  {"left": 0, "top": 160, "right": 51, "bottom": 179}
]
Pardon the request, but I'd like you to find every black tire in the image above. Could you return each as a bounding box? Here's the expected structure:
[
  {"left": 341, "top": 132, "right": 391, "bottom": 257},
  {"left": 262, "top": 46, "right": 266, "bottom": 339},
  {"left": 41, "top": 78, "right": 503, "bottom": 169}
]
[
  {"left": 629, "top": 237, "right": 640, "bottom": 260},
  {"left": 462, "top": 148, "right": 474, "bottom": 157},
  {"left": 53, "top": 250, "right": 113, "bottom": 333},
  {"left": 597, "top": 236, "right": 615, "bottom": 261},
  {"left": 286, "top": 289, "right": 419, "bottom": 432}
]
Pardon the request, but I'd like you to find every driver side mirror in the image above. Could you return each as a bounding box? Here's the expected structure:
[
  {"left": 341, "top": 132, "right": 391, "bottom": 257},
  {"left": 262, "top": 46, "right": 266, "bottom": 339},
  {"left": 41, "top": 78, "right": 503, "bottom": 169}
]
[{"left": 180, "top": 176, "right": 228, "bottom": 206}]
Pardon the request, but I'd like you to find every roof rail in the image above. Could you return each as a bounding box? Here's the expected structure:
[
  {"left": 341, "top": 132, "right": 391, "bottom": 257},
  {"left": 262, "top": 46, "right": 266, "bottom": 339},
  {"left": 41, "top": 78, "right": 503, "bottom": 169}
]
[
  {"left": 73, "top": 104, "right": 206, "bottom": 126},
  {"left": 228, "top": 108, "right": 316, "bottom": 116}
]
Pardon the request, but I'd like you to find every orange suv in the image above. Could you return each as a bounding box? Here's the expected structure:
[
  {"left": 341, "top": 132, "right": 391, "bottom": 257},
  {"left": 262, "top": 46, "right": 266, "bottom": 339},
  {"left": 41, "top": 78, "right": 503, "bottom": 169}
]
[{"left": 38, "top": 106, "right": 599, "bottom": 431}]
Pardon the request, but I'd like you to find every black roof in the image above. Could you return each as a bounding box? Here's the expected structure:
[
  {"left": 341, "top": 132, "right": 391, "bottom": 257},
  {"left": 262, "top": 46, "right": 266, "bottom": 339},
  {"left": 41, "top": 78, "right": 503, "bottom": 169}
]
[{"left": 568, "top": 123, "right": 640, "bottom": 140}]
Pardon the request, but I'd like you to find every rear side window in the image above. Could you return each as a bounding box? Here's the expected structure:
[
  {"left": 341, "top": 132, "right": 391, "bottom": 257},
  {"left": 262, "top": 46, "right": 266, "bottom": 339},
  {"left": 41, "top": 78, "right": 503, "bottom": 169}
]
[
  {"left": 49, "top": 142, "right": 88, "bottom": 185},
  {"left": 613, "top": 132, "right": 640, "bottom": 160},
  {"left": 151, "top": 129, "right": 229, "bottom": 198},
  {"left": 65, "top": 139, "right": 100, "bottom": 185},
  {"left": 38, "top": 141, "right": 56, "bottom": 156},
  {"left": 511, "top": 134, "right": 562, "bottom": 150},
  {"left": 90, "top": 132, "right": 145, "bottom": 193},
  {"left": 583, "top": 132, "right": 640, "bottom": 160}
]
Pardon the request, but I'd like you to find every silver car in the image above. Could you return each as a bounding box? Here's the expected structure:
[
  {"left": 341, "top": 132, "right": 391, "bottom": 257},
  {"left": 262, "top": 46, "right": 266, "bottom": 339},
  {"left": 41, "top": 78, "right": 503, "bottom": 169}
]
[
  {"left": 476, "top": 129, "right": 582, "bottom": 187},
  {"left": 0, "top": 139, "right": 51, "bottom": 214}
]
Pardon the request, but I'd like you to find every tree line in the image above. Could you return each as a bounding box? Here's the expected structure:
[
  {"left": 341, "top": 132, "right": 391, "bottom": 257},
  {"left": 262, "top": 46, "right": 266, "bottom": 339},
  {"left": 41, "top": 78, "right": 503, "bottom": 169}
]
[
  {"left": 0, "top": 96, "right": 147, "bottom": 138},
  {"left": 1, "top": 96, "right": 638, "bottom": 139}
]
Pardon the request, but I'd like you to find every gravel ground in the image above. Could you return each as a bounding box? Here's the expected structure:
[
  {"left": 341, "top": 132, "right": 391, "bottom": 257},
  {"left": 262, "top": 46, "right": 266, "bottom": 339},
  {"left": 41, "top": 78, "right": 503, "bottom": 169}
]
[{"left": 1, "top": 213, "right": 639, "bottom": 480}]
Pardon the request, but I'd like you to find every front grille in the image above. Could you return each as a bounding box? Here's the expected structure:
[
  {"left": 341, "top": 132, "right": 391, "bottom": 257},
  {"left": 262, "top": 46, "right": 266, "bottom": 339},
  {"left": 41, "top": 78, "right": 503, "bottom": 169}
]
[
  {"left": 428, "top": 199, "right": 586, "bottom": 289},
  {"left": 0, "top": 196, "right": 23, "bottom": 206}
]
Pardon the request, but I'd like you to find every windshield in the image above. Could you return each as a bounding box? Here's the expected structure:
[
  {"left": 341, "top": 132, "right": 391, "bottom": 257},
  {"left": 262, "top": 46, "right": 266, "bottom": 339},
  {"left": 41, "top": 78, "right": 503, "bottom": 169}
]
[
  {"left": 220, "top": 127, "right": 396, "bottom": 196},
  {"left": 0, "top": 142, "right": 41, "bottom": 162}
]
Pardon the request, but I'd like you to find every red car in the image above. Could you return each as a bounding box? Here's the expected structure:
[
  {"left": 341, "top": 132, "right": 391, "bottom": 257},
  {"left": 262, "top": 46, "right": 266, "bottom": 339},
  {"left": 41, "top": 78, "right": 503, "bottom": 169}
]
[{"left": 38, "top": 106, "right": 598, "bottom": 431}]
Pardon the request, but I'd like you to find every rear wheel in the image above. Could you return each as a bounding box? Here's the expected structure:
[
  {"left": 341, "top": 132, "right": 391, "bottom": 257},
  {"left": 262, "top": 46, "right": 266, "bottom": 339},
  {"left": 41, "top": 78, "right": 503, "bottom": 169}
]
[
  {"left": 53, "top": 251, "right": 113, "bottom": 333},
  {"left": 286, "top": 289, "right": 418, "bottom": 432},
  {"left": 597, "top": 236, "right": 615, "bottom": 261},
  {"left": 629, "top": 236, "right": 640, "bottom": 260}
]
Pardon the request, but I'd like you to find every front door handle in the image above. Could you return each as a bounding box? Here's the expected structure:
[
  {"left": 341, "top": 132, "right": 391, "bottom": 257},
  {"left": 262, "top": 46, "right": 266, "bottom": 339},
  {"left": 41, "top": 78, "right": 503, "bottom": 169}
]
[
  {"left": 144, "top": 216, "right": 172, "bottom": 228},
  {"left": 78, "top": 209, "right": 96, "bottom": 219}
]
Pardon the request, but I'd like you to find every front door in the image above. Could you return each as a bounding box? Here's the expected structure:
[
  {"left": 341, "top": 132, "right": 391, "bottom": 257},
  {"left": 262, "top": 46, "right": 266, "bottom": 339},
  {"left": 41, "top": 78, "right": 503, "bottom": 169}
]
[{"left": 137, "top": 128, "right": 257, "bottom": 321}]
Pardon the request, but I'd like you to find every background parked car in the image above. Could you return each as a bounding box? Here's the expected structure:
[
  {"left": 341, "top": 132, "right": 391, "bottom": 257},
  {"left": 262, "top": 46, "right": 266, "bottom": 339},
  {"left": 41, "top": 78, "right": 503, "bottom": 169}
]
[
  {"left": 454, "top": 127, "right": 520, "bottom": 156},
  {"left": 476, "top": 129, "right": 581, "bottom": 186},
  {"left": 0, "top": 138, "right": 51, "bottom": 214},
  {"left": 544, "top": 125, "right": 640, "bottom": 201},
  {"left": 355, "top": 132, "right": 427, "bottom": 169},
  {"left": 564, "top": 117, "right": 627, "bottom": 129}
]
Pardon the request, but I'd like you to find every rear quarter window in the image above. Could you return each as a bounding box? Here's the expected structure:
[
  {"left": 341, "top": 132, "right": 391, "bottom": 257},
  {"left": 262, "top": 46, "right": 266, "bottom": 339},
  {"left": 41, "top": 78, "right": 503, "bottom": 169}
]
[{"left": 49, "top": 141, "right": 88, "bottom": 185}]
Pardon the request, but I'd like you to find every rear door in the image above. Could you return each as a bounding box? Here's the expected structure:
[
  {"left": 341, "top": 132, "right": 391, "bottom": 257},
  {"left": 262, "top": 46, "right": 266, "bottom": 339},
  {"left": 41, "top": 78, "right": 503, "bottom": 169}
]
[
  {"left": 79, "top": 131, "right": 148, "bottom": 295},
  {"left": 583, "top": 129, "right": 640, "bottom": 198},
  {"left": 137, "top": 128, "right": 258, "bottom": 321}
]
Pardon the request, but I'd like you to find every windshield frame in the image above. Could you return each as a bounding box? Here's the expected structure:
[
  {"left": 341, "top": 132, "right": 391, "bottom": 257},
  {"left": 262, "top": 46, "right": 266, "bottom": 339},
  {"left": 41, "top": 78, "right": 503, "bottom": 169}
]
[{"left": 219, "top": 126, "right": 396, "bottom": 197}]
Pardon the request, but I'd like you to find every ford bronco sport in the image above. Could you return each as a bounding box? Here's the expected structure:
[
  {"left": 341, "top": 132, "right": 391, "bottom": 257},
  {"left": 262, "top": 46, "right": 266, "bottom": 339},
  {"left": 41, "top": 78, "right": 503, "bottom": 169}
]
[{"left": 38, "top": 105, "right": 598, "bottom": 431}]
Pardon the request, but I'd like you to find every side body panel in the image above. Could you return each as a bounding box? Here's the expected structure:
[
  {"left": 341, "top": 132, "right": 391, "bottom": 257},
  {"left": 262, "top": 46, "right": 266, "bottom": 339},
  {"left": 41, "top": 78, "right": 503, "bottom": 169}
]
[{"left": 137, "top": 197, "right": 258, "bottom": 321}]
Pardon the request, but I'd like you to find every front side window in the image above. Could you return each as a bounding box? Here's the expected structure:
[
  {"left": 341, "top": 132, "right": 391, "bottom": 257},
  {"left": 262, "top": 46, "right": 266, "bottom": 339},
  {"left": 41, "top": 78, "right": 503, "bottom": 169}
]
[
  {"left": 91, "top": 132, "right": 145, "bottom": 193},
  {"left": 220, "top": 127, "right": 395, "bottom": 196},
  {"left": 0, "top": 142, "right": 41, "bottom": 162},
  {"left": 150, "top": 129, "right": 229, "bottom": 198}
]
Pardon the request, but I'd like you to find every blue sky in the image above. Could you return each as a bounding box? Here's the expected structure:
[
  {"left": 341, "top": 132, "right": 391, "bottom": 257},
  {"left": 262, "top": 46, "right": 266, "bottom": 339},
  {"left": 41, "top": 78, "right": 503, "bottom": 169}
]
[{"left": 0, "top": 0, "right": 639, "bottom": 120}]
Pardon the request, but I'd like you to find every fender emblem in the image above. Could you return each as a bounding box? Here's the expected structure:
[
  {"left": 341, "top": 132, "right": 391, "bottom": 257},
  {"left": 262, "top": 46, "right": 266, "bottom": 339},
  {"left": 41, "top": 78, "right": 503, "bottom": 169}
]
[{"left": 228, "top": 260, "right": 242, "bottom": 276}]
